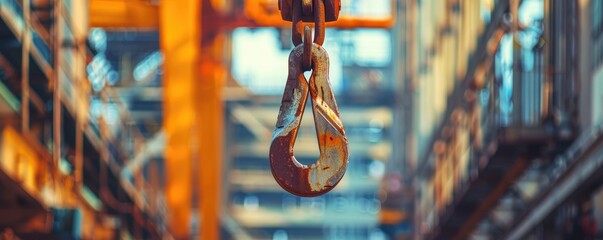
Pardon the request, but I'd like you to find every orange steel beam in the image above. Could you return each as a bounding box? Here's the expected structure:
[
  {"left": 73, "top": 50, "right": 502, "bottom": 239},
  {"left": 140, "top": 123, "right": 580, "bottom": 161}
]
[
  {"left": 160, "top": 0, "right": 199, "bottom": 237},
  {"left": 379, "top": 209, "right": 406, "bottom": 225},
  {"left": 197, "top": 32, "right": 225, "bottom": 240},
  {"left": 196, "top": 1, "right": 226, "bottom": 239},
  {"left": 244, "top": 0, "right": 396, "bottom": 28},
  {"left": 90, "top": 0, "right": 393, "bottom": 29},
  {"left": 161, "top": 0, "right": 224, "bottom": 239},
  {"left": 90, "top": 0, "right": 158, "bottom": 28}
]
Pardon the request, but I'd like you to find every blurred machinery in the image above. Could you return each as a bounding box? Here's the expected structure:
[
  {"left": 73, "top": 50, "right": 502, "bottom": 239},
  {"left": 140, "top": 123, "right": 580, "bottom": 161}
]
[
  {"left": 0, "top": 0, "right": 164, "bottom": 238},
  {"left": 401, "top": 0, "right": 603, "bottom": 239}
]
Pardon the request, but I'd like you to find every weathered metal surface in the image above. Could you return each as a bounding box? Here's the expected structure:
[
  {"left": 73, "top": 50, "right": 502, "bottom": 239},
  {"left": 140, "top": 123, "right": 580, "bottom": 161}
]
[
  {"left": 302, "top": 26, "right": 312, "bottom": 70},
  {"left": 279, "top": 0, "right": 340, "bottom": 23},
  {"left": 269, "top": 44, "right": 349, "bottom": 197},
  {"left": 247, "top": 0, "right": 395, "bottom": 29},
  {"left": 292, "top": 0, "right": 326, "bottom": 46},
  {"left": 302, "top": 0, "right": 313, "bottom": 16}
]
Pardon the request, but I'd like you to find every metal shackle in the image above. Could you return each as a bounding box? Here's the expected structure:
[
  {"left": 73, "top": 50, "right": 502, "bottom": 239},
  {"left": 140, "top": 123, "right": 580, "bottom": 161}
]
[
  {"left": 269, "top": 44, "right": 349, "bottom": 197},
  {"left": 279, "top": 0, "right": 340, "bottom": 23}
]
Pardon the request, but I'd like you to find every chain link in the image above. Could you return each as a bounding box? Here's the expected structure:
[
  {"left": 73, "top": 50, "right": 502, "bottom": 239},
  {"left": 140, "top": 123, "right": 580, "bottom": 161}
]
[{"left": 292, "top": 0, "right": 326, "bottom": 46}]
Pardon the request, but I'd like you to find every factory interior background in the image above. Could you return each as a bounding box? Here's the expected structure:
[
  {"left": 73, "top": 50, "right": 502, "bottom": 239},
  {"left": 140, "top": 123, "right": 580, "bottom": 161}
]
[{"left": 0, "top": 0, "right": 603, "bottom": 239}]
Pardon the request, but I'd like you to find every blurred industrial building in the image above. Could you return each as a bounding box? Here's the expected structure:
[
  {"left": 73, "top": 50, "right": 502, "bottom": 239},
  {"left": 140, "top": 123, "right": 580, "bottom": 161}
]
[{"left": 0, "top": 0, "right": 602, "bottom": 239}]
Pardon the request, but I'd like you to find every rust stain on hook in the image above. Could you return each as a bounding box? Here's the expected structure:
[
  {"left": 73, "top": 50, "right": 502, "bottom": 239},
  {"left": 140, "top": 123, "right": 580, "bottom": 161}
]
[{"left": 269, "top": 44, "right": 349, "bottom": 197}]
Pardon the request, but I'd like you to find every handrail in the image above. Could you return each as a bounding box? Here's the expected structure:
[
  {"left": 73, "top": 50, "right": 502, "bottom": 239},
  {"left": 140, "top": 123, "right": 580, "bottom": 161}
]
[
  {"left": 502, "top": 122, "right": 603, "bottom": 240},
  {"left": 414, "top": 0, "right": 510, "bottom": 179}
]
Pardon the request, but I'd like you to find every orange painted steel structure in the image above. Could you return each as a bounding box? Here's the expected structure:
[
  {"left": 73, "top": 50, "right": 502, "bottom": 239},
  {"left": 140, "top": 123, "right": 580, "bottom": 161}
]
[
  {"left": 159, "top": 0, "right": 199, "bottom": 237},
  {"left": 89, "top": 0, "right": 159, "bottom": 29},
  {"left": 89, "top": 0, "right": 394, "bottom": 238},
  {"left": 90, "top": 0, "right": 395, "bottom": 29}
]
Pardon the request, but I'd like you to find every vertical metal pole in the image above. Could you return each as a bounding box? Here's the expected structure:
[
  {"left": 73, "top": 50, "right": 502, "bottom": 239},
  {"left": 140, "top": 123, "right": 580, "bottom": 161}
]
[
  {"left": 21, "top": 0, "right": 30, "bottom": 133},
  {"left": 75, "top": 121, "right": 83, "bottom": 185},
  {"left": 74, "top": 0, "right": 87, "bottom": 192},
  {"left": 53, "top": 0, "right": 63, "bottom": 202},
  {"left": 577, "top": 0, "right": 593, "bottom": 129},
  {"left": 160, "top": 0, "right": 200, "bottom": 237},
  {"left": 74, "top": 45, "right": 83, "bottom": 188},
  {"left": 197, "top": 32, "right": 225, "bottom": 240}
]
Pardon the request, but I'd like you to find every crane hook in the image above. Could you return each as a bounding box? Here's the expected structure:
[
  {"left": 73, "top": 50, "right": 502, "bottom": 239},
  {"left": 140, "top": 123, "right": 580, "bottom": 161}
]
[{"left": 269, "top": 43, "right": 349, "bottom": 197}]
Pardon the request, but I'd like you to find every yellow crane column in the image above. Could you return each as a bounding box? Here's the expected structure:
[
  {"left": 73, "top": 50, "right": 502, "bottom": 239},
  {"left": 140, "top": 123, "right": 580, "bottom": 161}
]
[
  {"left": 161, "top": 0, "right": 223, "bottom": 239},
  {"left": 198, "top": 29, "right": 226, "bottom": 240},
  {"left": 159, "top": 0, "right": 199, "bottom": 238}
]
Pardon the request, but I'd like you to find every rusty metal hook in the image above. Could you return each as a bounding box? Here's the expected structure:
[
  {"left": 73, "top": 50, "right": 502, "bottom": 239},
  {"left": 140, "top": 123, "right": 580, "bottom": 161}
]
[{"left": 269, "top": 43, "right": 349, "bottom": 197}]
